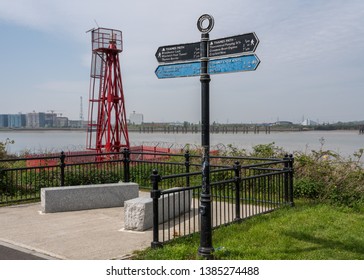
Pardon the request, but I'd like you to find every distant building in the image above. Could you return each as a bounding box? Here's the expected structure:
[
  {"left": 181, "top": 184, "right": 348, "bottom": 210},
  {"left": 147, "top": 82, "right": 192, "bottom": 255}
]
[
  {"left": 169, "top": 121, "right": 184, "bottom": 126},
  {"left": 55, "top": 117, "right": 69, "bottom": 127},
  {"left": 8, "top": 114, "right": 26, "bottom": 128},
  {"left": 0, "top": 111, "right": 88, "bottom": 128},
  {"left": 274, "top": 121, "right": 293, "bottom": 126},
  {"left": 69, "top": 120, "right": 87, "bottom": 128},
  {"left": 301, "top": 119, "right": 318, "bottom": 126},
  {"left": 45, "top": 113, "right": 57, "bottom": 127},
  {"left": 26, "top": 112, "right": 46, "bottom": 128},
  {"left": 129, "top": 111, "right": 143, "bottom": 125},
  {"left": 0, "top": 114, "right": 9, "bottom": 127}
]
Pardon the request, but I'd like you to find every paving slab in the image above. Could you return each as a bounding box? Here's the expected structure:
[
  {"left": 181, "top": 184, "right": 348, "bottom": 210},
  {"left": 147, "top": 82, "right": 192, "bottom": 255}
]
[{"left": 0, "top": 192, "right": 152, "bottom": 260}]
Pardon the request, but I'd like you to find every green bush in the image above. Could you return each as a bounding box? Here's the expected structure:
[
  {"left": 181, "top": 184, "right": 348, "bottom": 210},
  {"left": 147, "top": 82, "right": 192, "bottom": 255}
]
[
  {"left": 0, "top": 138, "right": 14, "bottom": 160},
  {"left": 251, "top": 142, "right": 285, "bottom": 158},
  {"left": 294, "top": 178, "right": 321, "bottom": 199},
  {"left": 293, "top": 148, "right": 364, "bottom": 208},
  {"left": 63, "top": 167, "right": 123, "bottom": 186},
  {"left": 221, "top": 142, "right": 364, "bottom": 209}
]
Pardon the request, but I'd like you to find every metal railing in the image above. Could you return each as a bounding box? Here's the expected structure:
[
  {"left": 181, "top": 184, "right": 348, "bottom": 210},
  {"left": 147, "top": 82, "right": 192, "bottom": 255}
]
[
  {"left": 150, "top": 155, "right": 294, "bottom": 247},
  {"left": 0, "top": 149, "right": 199, "bottom": 205}
]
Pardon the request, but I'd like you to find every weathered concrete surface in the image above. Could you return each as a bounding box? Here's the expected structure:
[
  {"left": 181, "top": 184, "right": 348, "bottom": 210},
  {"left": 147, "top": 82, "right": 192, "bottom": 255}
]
[
  {"left": 41, "top": 182, "right": 139, "bottom": 213},
  {"left": 0, "top": 192, "right": 152, "bottom": 260},
  {"left": 124, "top": 189, "right": 192, "bottom": 231}
]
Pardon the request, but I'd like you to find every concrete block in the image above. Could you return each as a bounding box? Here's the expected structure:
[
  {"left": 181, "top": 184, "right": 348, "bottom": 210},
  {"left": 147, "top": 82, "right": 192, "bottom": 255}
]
[
  {"left": 41, "top": 182, "right": 139, "bottom": 213},
  {"left": 124, "top": 188, "right": 192, "bottom": 231}
]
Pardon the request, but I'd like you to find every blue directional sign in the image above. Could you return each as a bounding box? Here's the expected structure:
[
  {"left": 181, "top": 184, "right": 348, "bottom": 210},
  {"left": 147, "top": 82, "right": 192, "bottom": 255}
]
[
  {"left": 155, "top": 61, "right": 200, "bottom": 79},
  {"left": 209, "top": 54, "right": 260, "bottom": 75},
  {"left": 155, "top": 54, "right": 260, "bottom": 79}
]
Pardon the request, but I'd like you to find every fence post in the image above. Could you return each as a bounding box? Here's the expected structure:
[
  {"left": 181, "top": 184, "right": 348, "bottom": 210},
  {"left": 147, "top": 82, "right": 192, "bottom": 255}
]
[
  {"left": 184, "top": 150, "right": 190, "bottom": 187},
  {"left": 234, "top": 161, "right": 241, "bottom": 221},
  {"left": 123, "top": 148, "right": 130, "bottom": 182},
  {"left": 150, "top": 169, "right": 162, "bottom": 249},
  {"left": 60, "top": 151, "right": 66, "bottom": 186},
  {"left": 283, "top": 154, "right": 289, "bottom": 204},
  {"left": 0, "top": 168, "right": 4, "bottom": 190},
  {"left": 289, "top": 154, "right": 295, "bottom": 207}
]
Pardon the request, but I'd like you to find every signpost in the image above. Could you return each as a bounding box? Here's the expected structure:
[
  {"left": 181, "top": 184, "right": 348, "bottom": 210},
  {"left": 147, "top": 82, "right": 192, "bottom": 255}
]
[
  {"left": 209, "top": 54, "right": 260, "bottom": 74},
  {"left": 209, "top": 33, "right": 259, "bottom": 58},
  {"left": 155, "top": 54, "right": 260, "bottom": 79},
  {"left": 155, "top": 33, "right": 259, "bottom": 64},
  {"left": 198, "top": 14, "right": 213, "bottom": 259},
  {"left": 155, "top": 61, "right": 200, "bottom": 79},
  {"left": 155, "top": 42, "right": 200, "bottom": 63},
  {"left": 155, "top": 14, "right": 260, "bottom": 259}
]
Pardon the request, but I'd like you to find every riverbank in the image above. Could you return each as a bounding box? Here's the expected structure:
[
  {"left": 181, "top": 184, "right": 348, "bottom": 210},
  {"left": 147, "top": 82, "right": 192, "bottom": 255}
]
[{"left": 1, "top": 126, "right": 362, "bottom": 133}]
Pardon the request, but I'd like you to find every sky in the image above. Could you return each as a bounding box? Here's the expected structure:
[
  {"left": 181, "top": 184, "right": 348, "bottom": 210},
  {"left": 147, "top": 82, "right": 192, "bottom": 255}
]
[{"left": 0, "top": 0, "right": 364, "bottom": 124}]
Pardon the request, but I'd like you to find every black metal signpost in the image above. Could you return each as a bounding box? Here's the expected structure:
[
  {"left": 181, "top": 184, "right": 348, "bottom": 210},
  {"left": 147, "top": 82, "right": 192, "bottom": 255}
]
[
  {"left": 197, "top": 14, "right": 214, "bottom": 259},
  {"left": 155, "top": 14, "right": 260, "bottom": 259}
]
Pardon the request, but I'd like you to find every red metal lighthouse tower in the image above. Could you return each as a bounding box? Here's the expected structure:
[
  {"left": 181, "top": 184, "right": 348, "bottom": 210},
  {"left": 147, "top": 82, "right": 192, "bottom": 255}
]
[{"left": 87, "top": 28, "right": 130, "bottom": 153}]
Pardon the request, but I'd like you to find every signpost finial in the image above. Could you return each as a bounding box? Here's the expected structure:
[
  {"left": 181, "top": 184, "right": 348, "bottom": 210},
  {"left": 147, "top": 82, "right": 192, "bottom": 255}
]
[{"left": 197, "top": 14, "right": 214, "bottom": 34}]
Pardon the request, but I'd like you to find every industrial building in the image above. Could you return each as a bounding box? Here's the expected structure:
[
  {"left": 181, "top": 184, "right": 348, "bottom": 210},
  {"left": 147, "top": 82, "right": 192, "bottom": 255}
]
[{"left": 129, "top": 111, "right": 144, "bottom": 125}]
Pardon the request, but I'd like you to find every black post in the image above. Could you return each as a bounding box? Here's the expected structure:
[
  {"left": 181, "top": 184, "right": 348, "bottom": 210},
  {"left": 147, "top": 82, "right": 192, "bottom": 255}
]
[
  {"left": 234, "top": 161, "right": 241, "bottom": 221},
  {"left": 289, "top": 154, "right": 295, "bottom": 207},
  {"left": 123, "top": 148, "right": 130, "bottom": 183},
  {"left": 197, "top": 14, "right": 214, "bottom": 259},
  {"left": 184, "top": 150, "right": 190, "bottom": 187},
  {"left": 0, "top": 169, "right": 5, "bottom": 197},
  {"left": 151, "top": 169, "right": 162, "bottom": 249},
  {"left": 60, "top": 151, "right": 66, "bottom": 186},
  {"left": 283, "top": 154, "right": 289, "bottom": 204}
]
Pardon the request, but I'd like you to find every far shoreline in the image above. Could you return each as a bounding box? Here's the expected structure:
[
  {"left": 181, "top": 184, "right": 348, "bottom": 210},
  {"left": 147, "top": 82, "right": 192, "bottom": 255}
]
[{"left": 0, "top": 127, "right": 361, "bottom": 133}]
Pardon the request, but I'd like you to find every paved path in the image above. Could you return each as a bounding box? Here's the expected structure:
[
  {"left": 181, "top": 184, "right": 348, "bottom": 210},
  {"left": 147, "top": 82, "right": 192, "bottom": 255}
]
[{"left": 0, "top": 198, "right": 152, "bottom": 260}]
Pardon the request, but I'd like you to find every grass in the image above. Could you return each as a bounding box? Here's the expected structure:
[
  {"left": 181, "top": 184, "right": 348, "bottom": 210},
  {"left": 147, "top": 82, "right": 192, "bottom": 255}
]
[{"left": 133, "top": 201, "right": 364, "bottom": 260}]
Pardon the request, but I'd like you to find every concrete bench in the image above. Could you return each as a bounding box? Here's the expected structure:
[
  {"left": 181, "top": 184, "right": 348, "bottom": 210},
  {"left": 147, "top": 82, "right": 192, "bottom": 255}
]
[
  {"left": 41, "top": 182, "right": 139, "bottom": 213},
  {"left": 124, "top": 188, "right": 192, "bottom": 231}
]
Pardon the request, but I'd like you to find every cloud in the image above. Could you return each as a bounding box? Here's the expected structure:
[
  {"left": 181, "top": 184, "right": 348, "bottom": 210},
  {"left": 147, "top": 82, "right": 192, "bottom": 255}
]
[{"left": 0, "top": 1, "right": 59, "bottom": 31}]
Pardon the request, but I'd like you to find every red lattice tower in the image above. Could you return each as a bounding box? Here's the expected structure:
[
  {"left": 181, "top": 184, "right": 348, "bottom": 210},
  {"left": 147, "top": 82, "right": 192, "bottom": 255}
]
[{"left": 87, "top": 28, "right": 130, "bottom": 153}]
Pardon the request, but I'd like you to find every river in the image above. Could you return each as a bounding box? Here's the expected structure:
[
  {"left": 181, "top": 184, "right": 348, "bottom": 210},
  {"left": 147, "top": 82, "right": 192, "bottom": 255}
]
[{"left": 1, "top": 130, "right": 363, "bottom": 158}]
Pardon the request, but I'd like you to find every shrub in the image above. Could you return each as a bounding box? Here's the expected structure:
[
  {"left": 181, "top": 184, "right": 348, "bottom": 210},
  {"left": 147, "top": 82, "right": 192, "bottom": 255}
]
[
  {"left": 250, "top": 142, "right": 285, "bottom": 158},
  {"left": 293, "top": 148, "right": 364, "bottom": 208},
  {"left": 222, "top": 142, "right": 364, "bottom": 208},
  {"left": 294, "top": 178, "right": 321, "bottom": 199}
]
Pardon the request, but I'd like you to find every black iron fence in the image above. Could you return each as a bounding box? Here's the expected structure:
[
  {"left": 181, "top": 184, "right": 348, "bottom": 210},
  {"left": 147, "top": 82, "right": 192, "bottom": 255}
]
[
  {"left": 150, "top": 154, "right": 294, "bottom": 246},
  {"left": 0, "top": 149, "right": 200, "bottom": 205},
  {"left": 0, "top": 149, "right": 293, "bottom": 246}
]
